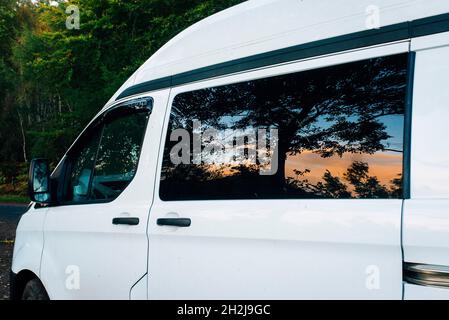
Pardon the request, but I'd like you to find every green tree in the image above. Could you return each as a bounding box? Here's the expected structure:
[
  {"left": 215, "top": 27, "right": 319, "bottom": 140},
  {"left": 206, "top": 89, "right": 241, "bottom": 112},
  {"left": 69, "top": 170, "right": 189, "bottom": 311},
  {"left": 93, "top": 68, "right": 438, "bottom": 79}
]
[
  {"left": 0, "top": 0, "right": 244, "bottom": 197},
  {"left": 344, "top": 161, "right": 390, "bottom": 198}
]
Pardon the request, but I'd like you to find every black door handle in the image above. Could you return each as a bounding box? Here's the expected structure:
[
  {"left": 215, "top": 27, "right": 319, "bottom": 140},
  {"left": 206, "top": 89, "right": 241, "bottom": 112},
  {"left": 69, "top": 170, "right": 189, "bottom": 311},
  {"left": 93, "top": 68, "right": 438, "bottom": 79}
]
[
  {"left": 112, "top": 217, "right": 140, "bottom": 226},
  {"left": 157, "top": 218, "right": 191, "bottom": 227}
]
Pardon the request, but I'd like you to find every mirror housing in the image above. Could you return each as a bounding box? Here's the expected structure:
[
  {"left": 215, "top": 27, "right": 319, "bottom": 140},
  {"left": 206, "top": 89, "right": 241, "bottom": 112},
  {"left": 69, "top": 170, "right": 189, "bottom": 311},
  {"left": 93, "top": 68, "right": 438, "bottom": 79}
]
[{"left": 28, "top": 159, "right": 52, "bottom": 204}]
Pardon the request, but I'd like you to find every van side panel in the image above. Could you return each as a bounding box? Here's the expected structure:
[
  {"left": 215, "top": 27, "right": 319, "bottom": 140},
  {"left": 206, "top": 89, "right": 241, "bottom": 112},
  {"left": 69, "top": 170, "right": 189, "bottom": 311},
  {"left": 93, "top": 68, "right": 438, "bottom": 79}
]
[
  {"left": 404, "top": 32, "right": 449, "bottom": 298},
  {"left": 11, "top": 207, "right": 47, "bottom": 284},
  {"left": 147, "top": 44, "right": 407, "bottom": 300},
  {"left": 409, "top": 33, "right": 449, "bottom": 199}
]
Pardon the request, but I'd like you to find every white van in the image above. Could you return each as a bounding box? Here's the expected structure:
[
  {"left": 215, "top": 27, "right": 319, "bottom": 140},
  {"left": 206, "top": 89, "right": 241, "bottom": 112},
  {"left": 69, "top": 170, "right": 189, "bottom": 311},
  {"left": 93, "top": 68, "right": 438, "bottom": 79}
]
[{"left": 10, "top": 0, "right": 449, "bottom": 300}]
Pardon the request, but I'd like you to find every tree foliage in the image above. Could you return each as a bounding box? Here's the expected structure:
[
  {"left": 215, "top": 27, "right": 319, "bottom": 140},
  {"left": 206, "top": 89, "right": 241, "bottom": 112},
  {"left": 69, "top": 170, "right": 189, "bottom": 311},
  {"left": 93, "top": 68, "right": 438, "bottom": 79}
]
[{"left": 0, "top": 0, "right": 243, "bottom": 195}]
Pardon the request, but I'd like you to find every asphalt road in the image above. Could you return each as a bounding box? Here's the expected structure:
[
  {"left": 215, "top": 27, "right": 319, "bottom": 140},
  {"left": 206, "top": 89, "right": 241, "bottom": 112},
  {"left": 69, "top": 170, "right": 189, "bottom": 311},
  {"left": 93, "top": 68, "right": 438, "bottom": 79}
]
[{"left": 0, "top": 204, "right": 28, "bottom": 224}]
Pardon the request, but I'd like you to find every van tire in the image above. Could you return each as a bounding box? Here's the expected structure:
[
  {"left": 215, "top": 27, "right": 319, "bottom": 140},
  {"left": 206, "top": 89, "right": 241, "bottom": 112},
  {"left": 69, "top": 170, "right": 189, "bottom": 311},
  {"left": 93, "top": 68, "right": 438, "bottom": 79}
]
[{"left": 21, "top": 279, "right": 49, "bottom": 300}]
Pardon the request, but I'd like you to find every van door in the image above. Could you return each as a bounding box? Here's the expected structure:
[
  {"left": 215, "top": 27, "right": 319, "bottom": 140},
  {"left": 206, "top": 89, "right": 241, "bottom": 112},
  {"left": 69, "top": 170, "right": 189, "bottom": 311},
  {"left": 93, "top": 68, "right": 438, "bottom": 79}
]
[
  {"left": 403, "top": 34, "right": 449, "bottom": 299},
  {"left": 148, "top": 46, "right": 410, "bottom": 299},
  {"left": 40, "top": 91, "right": 168, "bottom": 299}
]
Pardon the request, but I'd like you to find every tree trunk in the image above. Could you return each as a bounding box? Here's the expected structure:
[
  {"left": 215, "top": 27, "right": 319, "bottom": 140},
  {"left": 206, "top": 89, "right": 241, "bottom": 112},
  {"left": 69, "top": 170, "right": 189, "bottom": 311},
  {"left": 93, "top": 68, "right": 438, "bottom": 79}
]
[
  {"left": 17, "top": 110, "right": 28, "bottom": 163},
  {"left": 270, "top": 135, "right": 288, "bottom": 191},
  {"left": 274, "top": 150, "right": 287, "bottom": 187}
]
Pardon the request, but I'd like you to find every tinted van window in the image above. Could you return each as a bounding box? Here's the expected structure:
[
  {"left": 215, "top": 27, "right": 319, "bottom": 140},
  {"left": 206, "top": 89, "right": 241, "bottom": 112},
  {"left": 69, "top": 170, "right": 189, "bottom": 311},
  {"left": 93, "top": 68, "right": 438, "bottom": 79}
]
[
  {"left": 68, "top": 128, "right": 102, "bottom": 202},
  {"left": 65, "top": 111, "right": 149, "bottom": 203},
  {"left": 90, "top": 112, "right": 149, "bottom": 200},
  {"left": 160, "top": 54, "right": 408, "bottom": 200}
]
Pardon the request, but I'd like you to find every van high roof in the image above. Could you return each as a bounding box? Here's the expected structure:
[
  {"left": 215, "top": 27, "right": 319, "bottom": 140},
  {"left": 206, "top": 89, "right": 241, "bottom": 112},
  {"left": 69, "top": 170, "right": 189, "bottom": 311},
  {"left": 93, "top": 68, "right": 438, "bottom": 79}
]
[{"left": 106, "top": 0, "right": 449, "bottom": 107}]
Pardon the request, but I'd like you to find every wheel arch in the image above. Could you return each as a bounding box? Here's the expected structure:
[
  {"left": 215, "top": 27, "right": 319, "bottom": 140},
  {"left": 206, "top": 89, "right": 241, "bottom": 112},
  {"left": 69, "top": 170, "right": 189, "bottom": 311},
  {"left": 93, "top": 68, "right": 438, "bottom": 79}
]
[{"left": 10, "top": 269, "right": 48, "bottom": 300}]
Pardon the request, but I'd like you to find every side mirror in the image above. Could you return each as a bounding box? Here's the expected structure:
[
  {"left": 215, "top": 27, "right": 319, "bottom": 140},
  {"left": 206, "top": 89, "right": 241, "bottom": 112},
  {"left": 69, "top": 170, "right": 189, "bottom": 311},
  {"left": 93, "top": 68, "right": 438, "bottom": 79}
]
[{"left": 28, "top": 159, "right": 51, "bottom": 203}]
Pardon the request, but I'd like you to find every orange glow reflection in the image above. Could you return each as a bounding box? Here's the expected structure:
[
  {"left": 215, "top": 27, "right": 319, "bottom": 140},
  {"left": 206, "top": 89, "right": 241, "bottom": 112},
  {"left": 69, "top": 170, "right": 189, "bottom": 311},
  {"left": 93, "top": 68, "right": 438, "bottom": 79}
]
[{"left": 286, "top": 150, "right": 402, "bottom": 187}]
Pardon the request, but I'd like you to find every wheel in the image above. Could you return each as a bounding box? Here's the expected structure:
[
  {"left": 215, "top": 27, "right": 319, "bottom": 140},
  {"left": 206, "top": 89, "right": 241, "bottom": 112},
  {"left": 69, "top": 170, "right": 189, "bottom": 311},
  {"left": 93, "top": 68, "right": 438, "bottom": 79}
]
[{"left": 21, "top": 279, "right": 49, "bottom": 300}]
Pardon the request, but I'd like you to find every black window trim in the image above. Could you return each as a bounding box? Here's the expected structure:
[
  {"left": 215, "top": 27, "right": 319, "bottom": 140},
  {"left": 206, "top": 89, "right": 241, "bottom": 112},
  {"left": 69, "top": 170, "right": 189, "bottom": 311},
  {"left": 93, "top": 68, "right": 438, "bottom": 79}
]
[
  {"left": 51, "top": 97, "right": 154, "bottom": 207},
  {"left": 402, "top": 52, "right": 416, "bottom": 200},
  {"left": 116, "top": 12, "right": 449, "bottom": 101}
]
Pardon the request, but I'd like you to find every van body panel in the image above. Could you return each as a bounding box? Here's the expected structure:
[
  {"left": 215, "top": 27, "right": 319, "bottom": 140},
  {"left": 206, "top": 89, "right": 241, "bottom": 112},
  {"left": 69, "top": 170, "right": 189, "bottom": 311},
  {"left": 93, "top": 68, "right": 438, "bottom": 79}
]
[
  {"left": 39, "top": 90, "right": 169, "bottom": 299},
  {"left": 130, "top": 274, "right": 148, "bottom": 300},
  {"left": 404, "top": 200, "right": 449, "bottom": 266},
  {"left": 148, "top": 200, "right": 403, "bottom": 299},
  {"left": 404, "top": 283, "right": 449, "bottom": 300},
  {"left": 403, "top": 35, "right": 449, "bottom": 298},
  {"left": 146, "top": 43, "right": 407, "bottom": 299},
  {"left": 409, "top": 38, "right": 449, "bottom": 199},
  {"left": 11, "top": 206, "right": 46, "bottom": 278}
]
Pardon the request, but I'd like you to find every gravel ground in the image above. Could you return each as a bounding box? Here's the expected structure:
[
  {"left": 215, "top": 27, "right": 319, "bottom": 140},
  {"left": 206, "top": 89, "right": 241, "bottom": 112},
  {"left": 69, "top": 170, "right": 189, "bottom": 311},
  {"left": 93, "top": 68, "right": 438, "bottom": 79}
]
[
  {"left": 0, "top": 204, "right": 28, "bottom": 300},
  {"left": 0, "top": 243, "right": 14, "bottom": 300}
]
